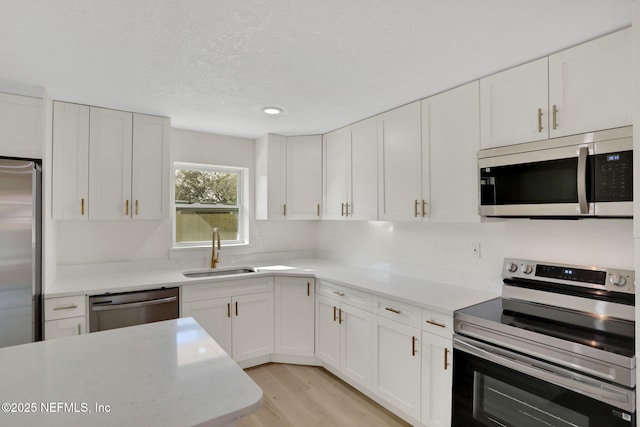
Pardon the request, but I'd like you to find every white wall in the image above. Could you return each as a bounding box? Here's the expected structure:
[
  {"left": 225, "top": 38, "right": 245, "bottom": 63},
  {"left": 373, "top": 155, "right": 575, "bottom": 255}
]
[
  {"left": 316, "top": 219, "right": 634, "bottom": 293},
  {"left": 56, "top": 127, "right": 317, "bottom": 266}
]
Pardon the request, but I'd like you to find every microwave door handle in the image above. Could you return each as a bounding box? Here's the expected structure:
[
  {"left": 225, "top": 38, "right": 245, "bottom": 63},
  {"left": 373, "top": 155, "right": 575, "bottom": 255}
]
[{"left": 577, "top": 146, "right": 589, "bottom": 215}]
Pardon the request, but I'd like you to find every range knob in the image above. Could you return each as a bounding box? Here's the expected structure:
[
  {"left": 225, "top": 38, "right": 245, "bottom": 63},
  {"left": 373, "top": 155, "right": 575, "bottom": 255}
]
[
  {"left": 520, "top": 264, "right": 534, "bottom": 275},
  {"left": 505, "top": 263, "right": 518, "bottom": 273},
  {"left": 610, "top": 274, "right": 627, "bottom": 287}
]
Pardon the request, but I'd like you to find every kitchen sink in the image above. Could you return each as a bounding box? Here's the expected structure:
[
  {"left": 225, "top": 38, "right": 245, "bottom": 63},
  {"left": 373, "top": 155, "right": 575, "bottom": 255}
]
[{"left": 182, "top": 267, "right": 257, "bottom": 278}]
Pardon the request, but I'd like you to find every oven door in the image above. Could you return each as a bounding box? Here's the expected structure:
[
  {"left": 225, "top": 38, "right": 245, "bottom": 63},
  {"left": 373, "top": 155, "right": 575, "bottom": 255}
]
[{"left": 452, "top": 336, "right": 635, "bottom": 427}]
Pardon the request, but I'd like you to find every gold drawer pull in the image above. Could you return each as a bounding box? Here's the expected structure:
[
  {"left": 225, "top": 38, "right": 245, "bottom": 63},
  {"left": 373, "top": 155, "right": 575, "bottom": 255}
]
[
  {"left": 426, "top": 319, "right": 446, "bottom": 328},
  {"left": 412, "top": 336, "right": 417, "bottom": 356},
  {"left": 384, "top": 307, "right": 401, "bottom": 314},
  {"left": 53, "top": 304, "right": 78, "bottom": 311},
  {"left": 333, "top": 290, "right": 345, "bottom": 297},
  {"left": 444, "top": 348, "right": 450, "bottom": 370},
  {"left": 81, "top": 198, "right": 85, "bottom": 216},
  {"left": 333, "top": 306, "right": 337, "bottom": 322},
  {"left": 125, "top": 199, "right": 129, "bottom": 215},
  {"left": 537, "top": 108, "right": 544, "bottom": 133}
]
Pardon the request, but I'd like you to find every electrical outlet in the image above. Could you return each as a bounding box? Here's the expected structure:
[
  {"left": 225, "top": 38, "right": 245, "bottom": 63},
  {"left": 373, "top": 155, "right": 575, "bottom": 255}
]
[{"left": 472, "top": 242, "right": 481, "bottom": 259}]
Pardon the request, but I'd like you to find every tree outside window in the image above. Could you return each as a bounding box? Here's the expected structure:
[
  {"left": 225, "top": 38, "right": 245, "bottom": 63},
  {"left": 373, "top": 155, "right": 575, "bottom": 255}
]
[{"left": 174, "top": 163, "right": 247, "bottom": 245}]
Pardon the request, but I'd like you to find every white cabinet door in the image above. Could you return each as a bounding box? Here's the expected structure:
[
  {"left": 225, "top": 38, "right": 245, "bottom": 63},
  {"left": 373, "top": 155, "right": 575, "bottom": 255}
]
[
  {"left": 132, "top": 114, "right": 170, "bottom": 220},
  {"left": 423, "top": 81, "right": 480, "bottom": 223},
  {"left": 286, "top": 135, "right": 322, "bottom": 219},
  {"left": 323, "top": 127, "right": 351, "bottom": 220},
  {"left": 480, "top": 57, "right": 549, "bottom": 148},
  {"left": 373, "top": 316, "right": 421, "bottom": 420},
  {"left": 88, "top": 107, "right": 133, "bottom": 219},
  {"left": 0, "top": 93, "right": 43, "bottom": 159},
  {"left": 232, "top": 292, "right": 274, "bottom": 362},
  {"left": 44, "top": 317, "right": 86, "bottom": 340},
  {"left": 421, "top": 332, "right": 453, "bottom": 427},
  {"left": 341, "top": 304, "right": 373, "bottom": 389},
  {"left": 255, "top": 134, "right": 287, "bottom": 220},
  {"left": 182, "top": 297, "right": 232, "bottom": 355},
  {"left": 52, "top": 101, "right": 89, "bottom": 220},
  {"left": 378, "top": 101, "right": 423, "bottom": 221},
  {"left": 315, "top": 295, "right": 341, "bottom": 369},
  {"left": 274, "top": 277, "right": 315, "bottom": 357},
  {"left": 549, "top": 28, "right": 632, "bottom": 138},
  {"left": 350, "top": 117, "right": 378, "bottom": 221}
]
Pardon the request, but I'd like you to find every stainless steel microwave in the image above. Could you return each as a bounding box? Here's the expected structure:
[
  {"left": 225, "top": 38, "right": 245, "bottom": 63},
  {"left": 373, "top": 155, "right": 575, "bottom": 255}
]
[{"left": 478, "top": 126, "right": 633, "bottom": 218}]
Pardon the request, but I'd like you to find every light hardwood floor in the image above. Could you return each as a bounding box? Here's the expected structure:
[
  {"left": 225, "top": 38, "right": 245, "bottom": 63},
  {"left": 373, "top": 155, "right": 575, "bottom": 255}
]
[{"left": 238, "top": 363, "right": 411, "bottom": 427}]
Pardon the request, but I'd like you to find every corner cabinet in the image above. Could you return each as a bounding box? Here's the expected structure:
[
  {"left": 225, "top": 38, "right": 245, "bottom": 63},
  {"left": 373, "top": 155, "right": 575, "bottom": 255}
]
[
  {"left": 274, "top": 276, "right": 315, "bottom": 357},
  {"left": 52, "top": 101, "right": 170, "bottom": 220},
  {"left": 0, "top": 92, "right": 44, "bottom": 159},
  {"left": 255, "top": 134, "right": 322, "bottom": 220}
]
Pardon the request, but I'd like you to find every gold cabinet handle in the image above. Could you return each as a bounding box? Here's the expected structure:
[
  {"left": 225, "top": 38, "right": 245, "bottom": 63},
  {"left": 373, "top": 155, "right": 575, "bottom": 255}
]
[
  {"left": 81, "top": 198, "right": 85, "bottom": 216},
  {"left": 307, "top": 282, "right": 310, "bottom": 297},
  {"left": 283, "top": 204, "right": 287, "bottom": 217},
  {"left": 53, "top": 304, "right": 78, "bottom": 311},
  {"left": 444, "top": 348, "right": 450, "bottom": 370},
  {"left": 317, "top": 203, "right": 320, "bottom": 217},
  {"left": 345, "top": 203, "right": 350, "bottom": 216},
  {"left": 135, "top": 200, "right": 139, "bottom": 216},
  {"left": 235, "top": 301, "right": 238, "bottom": 316},
  {"left": 333, "top": 306, "right": 337, "bottom": 322},
  {"left": 414, "top": 200, "right": 419, "bottom": 217},
  {"left": 77, "top": 323, "right": 81, "bottom": 335},
  {"left": 537, "top": 108, "right": 544, "bottom": 133},
  {"left": 227, "top": 303, "right": 231, "bottom": 318},
  {"left": 552, "top": 104, "right": 558, "bottom": 130},
  {"left": 384, "top": 307, "right": 401, "bottom": 314},
  {"left": 412, "top": 336, "right": 417, "bottom": 356},
  {"left": 341, "top": 203, "right": 345, "bottom": 217},
  {"left": 421, "top": 200, "right": 427, "bottom": 217},
  {"left": 426, "top": 319, "right": 446, "bottom": 328},
  {"left": 333, "top": 290, "right": 345, "bottom": 297},
  {"left": 338, "top": 308, "right": 343, "bottom": 324},
  {"left": 125, "top": 200, "right": 129, "bottom": 215}
]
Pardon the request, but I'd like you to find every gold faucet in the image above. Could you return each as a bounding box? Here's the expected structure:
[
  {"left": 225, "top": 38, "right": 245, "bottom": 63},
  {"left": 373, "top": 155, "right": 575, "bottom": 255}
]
[{"left": 211, "top": 227, "right": 221, "bottom": 268}]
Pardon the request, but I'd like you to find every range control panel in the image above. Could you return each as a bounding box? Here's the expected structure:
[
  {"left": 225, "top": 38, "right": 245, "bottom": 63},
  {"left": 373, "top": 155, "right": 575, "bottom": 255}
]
[{"left": 502, "top": 258, "right": 635, "bottom": 294}]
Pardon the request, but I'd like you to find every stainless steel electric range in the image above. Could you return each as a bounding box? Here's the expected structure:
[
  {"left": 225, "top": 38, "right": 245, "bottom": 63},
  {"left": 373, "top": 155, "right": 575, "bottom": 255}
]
[{"left": 452, "top": 258, "right": 636, "bottom": 427}]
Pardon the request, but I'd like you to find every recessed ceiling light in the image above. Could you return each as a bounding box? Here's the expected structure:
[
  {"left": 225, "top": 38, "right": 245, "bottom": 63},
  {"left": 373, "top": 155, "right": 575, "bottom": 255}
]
[{"left": 263, "top": 107, "right": 282, "bottom": 115}]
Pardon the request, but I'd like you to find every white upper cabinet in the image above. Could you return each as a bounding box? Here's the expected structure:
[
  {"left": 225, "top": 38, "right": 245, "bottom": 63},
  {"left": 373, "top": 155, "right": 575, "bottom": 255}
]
[
  {"left": 132, "top": 113, "right": 170, "bottom": 220},
  {"left": 53, "top": 102, "right": 170, "bottom": 220},
  {"left": 480, "top": 57, "right": 549, "bottom": 148},
  {"left": 423, "top": 81, "right": 480, "bottom": 223},
  {"left": 323, "top": 126, "right": 351, "bottom": 220},
  {"left": 52, "top": 101, "right": 89, "bottom": 220},
  {"left": 0, "top": 93, "right": 44, "bottom": 159},
  {"left": 89, "top": 107, "right": 133, "bottom": 220},
  {"left": 548, "top": 28, "right": 632, "bottom": 138},
  {"left": 378, "top": 101, "right": 423, "bottom": 221},
  {"left": 349, "top": 117, "right": 378, "bottom": 221},
  {"left": 255, "top": 134, "right": 287, "bottom": 220},
  {"left": 286, "top": 135, "right": 322, "bottom": 219},
  {"left": 481, "top": 28, "right": 632, "bottom": 148}
]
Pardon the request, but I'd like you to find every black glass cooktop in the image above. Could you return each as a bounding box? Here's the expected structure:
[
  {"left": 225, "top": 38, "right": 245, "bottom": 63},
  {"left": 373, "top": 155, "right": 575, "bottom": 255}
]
[{"left": 456, "top": 298, "right": 635, "bottom": 358}]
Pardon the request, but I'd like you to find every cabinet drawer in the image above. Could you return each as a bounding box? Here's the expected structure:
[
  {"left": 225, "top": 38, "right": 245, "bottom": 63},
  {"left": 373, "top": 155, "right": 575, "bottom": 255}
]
[
  {"left": 316, "top": 280, "right": 371, "bottom": 311},
  {"left": 375, "top": 296, "right": 421, "bottom": 328},
  {"left": 182, "top": 277, "right": 274, "bottom": 302},
  {"left": 44, "top": 295, "right": 86, "bottom": 321},
  {"left": 422, "top": 308, "right": 453, "bottom": 338}
]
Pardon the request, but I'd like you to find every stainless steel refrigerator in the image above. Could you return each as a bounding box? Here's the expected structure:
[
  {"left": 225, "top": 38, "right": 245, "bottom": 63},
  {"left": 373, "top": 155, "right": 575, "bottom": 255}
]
[{"left": 0, "top": 158, "right": 41, "bottom": 347}]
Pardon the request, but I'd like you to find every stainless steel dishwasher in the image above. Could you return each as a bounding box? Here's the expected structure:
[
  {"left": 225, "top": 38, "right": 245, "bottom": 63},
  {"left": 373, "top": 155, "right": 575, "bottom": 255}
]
[{"left": 89, "top": 287, "right": 179, "bottom": 332}]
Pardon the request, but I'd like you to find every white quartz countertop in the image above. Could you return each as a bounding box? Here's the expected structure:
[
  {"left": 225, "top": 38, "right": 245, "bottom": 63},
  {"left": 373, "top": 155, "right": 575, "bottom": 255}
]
[
  {"left": 0, "top": 318, "right": 262, "bottom": 427},
  {"left": 49, "top": 258, "right": 498, "bottom": 314}
]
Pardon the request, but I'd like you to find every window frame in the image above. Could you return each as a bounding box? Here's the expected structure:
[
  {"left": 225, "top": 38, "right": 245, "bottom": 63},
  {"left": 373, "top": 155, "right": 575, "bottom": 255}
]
[{"left": 173, "top": 162, "right": 249, "bottom": 248}]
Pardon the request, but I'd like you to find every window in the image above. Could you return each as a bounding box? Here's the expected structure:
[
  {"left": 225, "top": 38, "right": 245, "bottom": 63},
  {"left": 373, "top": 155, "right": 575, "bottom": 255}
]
[{"left": 174, "top": 162, "right": 248, "bottom": 246}]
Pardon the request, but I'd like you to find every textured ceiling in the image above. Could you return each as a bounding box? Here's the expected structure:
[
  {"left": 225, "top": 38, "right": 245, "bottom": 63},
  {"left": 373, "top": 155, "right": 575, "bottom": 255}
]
[{"left": 0, "top": 0, "right": 631, "bottom": 138}]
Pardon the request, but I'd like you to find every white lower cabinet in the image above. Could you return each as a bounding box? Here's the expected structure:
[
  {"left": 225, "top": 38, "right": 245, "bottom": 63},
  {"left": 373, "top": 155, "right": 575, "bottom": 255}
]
[
  {"left": 373, "top": 316, "right": 422, "bottom": 421},
  {"left": 274, "top": 277, "right": 315, "bottom": 357},
  {"left": 181, "top": 277, "right": 274, "bottom": 365},
  {"left": 44, "top": 295, "right": 87, "bottom": 340},
  {"left": 315, "top": 294, "right": 373, "bottom": 389},
  {"left": 44, "top": 317, "right": 86, "bottom": 339},
  {"left": 421, "top": 331, "right": 453, "bottom": 427}
]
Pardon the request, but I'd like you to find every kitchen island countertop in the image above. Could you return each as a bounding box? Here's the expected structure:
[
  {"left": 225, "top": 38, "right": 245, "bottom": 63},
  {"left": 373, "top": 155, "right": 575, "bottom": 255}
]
[{"left": 0, "top": 318, "right": 261, "bottom": 427}]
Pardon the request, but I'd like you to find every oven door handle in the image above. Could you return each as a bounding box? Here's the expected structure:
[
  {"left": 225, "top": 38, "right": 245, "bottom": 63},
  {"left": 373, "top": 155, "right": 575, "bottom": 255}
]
[
  {"left": 453, "top": 337, "right": 635, "bottom": 413},
  {"left": 91, "top": 296, "right": 177, "bottom": 311}
]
